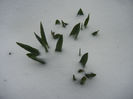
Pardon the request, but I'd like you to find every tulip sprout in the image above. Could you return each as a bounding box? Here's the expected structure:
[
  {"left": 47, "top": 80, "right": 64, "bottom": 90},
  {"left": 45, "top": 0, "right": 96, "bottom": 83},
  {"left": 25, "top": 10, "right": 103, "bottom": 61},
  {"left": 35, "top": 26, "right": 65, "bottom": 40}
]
[
  {"left": 69, "top": 23, "right": 80, "bottom": 40},
  {"left": 77, "top": 8, "right": 84, "bottom": 16},
  {"left": 55, "top": 35, "right": 63, "bottom": 52}
]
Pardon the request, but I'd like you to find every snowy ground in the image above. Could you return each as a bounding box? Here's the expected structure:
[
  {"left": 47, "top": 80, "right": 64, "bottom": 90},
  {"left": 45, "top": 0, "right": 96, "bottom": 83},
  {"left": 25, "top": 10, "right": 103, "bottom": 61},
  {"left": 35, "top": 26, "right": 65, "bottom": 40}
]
[{"left": 0, "top": 0, "right": 133, "bottom": 99}]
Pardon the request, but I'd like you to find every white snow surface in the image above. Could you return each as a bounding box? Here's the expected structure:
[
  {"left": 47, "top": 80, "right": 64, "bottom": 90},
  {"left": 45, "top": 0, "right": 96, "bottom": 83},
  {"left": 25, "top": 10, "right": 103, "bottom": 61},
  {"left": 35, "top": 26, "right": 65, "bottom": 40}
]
[{"left": 0, "top": 0, "right": 133, "bottom": 99}]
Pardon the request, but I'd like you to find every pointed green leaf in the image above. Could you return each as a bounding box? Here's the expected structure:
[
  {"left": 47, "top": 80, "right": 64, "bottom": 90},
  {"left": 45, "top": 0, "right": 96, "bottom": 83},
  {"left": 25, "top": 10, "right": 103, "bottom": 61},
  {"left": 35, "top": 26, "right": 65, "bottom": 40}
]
[
  {"left": 16, "top": 42, "right": 40, "bottom": 56},
  {"left": 77, "top": 8, "right": 84, "bottom": 16},
  {"left": 69, "top": 23, "right": 80, "bottom": 40},
  {"left": 55, "top": 35, "right": 63, "bottom": 52},
  {"left": 40, "top": 22, "right": 49, "bottom": 48},
  {"left": 61, "top": 20, "right": 68, "bottom": 28},
  {"left": 85, "top": 73, "right": 96, "bottom": 79},
  {"left": 55, "top": 19, "right": 60, "bottom": 25},
  {"left": 80, "top": 76, "right": 87, "bottom": 85},
  {"left": 34, "top": 32, "right": 48, "bottom": 52},
  {"left": 92, "top": 30, "right": 99, "bottom": 36},
  {"left": 84, "top": 14, "right": 90, "bottom": 28},
  {"left": 26, "top": 53, "right": 45, "bottom": 64},
  {"left": 73, "top": 74, "right": 77, "bottom": 81},
  {"left": 79, "top": 53, "right": 88, "bottom": 67}
]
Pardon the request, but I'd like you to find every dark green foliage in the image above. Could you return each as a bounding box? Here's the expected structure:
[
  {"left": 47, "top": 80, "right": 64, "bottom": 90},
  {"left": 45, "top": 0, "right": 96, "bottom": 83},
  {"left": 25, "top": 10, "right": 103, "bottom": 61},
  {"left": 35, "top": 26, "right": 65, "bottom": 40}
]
[
  {"left": 77, "top": 8, "right": 84, "bottom": 16},
  {"left": 34, "top": 22, "right": 49, "bottom": 52},
  {"left": 51, "top": 31, "right": 61, "bottom": 39},
  {"left": 34, "top": 32, "right": 48, "bottom": 52},
  {"left": 78, "top": 69, "right": 84, "bottom": 73},
  {"left": 80, "top": 76, "right": 87, "bottom": 85},
  {"left": 69, "top": 23, "right": 80, "bottom": 39},
  {"left": 79, "top": 53, "right": 88, "bottom": 67},
  {"left": 84, "top": 14, "right": 90, "bottom": 28},
  {"left": 16, "top": 42, "right": 40, "bottom": 56},
  {"left": 92, "top": 30, "right": 99, "bottom": 36},
  {"left": 61, "top": 20, "right": 68, "bottom": 28},
  {"left": 55, "top": 35, "right": 63, "bottom": 52},
  {"left": 40, "top": 22, "right": 49, "bottom": 48},
  {"left": 55, "top": 19, "right": 60, "bottom": 25},
  {"left": 26, "top": 53, "right": 45, "bottom": 64},
  {"left": 73, "top": 74, "right": 77, "bottom": 81},
  {"left": 85, "top": 73, "right": 96, "bottom": 79}
]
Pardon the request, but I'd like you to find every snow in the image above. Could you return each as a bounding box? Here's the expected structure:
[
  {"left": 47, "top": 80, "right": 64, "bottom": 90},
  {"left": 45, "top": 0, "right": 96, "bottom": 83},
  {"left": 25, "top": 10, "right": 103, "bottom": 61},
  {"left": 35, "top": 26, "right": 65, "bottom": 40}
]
[{"left": 0, "top": 0, "right": 133, "bottom": 99}]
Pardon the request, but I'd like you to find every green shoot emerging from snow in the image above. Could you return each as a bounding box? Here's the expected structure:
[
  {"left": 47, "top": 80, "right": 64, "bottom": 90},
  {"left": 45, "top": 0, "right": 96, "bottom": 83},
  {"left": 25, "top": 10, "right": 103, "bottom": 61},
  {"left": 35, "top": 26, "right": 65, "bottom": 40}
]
[
  {"left": 34, "top": 22, "right": 49, "bottom": 52},
  {"left": 34, "top": 32, "right": 48, "bottom": 52},
  {"left": 85, "top": 73, "right": 96, "bottom": 79},
  {"left": 84, "top": 14, "right": 90, "bottom": 28},
  {"left": 69, "top": 23, "right": 80, "bottom": 40},
  {"left": 80, "top": 76, "right": 87, "bottom": 85},
  {"left": 40, "top": 22, "right": 49, "bottom": 48},
  {"left": 79, "top": 53, "right": 88, "bottom": 68},
  {"left": 77, "top": 8, "right": 84, "bottom": 16},
  {"left": 92, "top": 30, "right": 99, "bottom": 36},
  {"left": 27, "top": 53, "right": 45, "bottom": 64},
  {"left": 16, "top": 42, "right": 40, "bottom": 56},
  {"left": 51, "top": 30, "right": 62, "bottom": 39},
  {"left": 55, "top": 35, "right": 63, "bottom": 52},
  {"left": 55, "top": 19, "right": 60, "bottom": 25},
  {"left": 16, "top": 42, "right": 45, "bottom": 64},
  {"left": 61, "top": 20, "right": 68, "bottom": 28},
  {"left": 73, "top": 75, "right": 77, "bottom": 81}
]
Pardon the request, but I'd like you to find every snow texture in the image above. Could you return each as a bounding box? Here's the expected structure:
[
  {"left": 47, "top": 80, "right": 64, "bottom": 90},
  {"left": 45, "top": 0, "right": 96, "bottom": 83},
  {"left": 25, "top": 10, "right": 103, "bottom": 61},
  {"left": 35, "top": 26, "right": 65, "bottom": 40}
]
[{"left": 0, "top": 0, "right": 133, "bottom": 99}]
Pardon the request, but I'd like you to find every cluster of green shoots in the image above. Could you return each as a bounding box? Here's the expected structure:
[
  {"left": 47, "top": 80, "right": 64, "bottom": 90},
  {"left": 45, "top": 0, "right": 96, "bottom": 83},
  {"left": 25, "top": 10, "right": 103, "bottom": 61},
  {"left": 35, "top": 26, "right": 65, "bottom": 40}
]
[
  {"left": 16, "top": 8, "right": 98, "bottom": 85},
  {"left": 16, "top": 22, "right": 63, "bottom": 64},
  {"left": 73, "top": 52, "right": 96, "bottom": 85}
]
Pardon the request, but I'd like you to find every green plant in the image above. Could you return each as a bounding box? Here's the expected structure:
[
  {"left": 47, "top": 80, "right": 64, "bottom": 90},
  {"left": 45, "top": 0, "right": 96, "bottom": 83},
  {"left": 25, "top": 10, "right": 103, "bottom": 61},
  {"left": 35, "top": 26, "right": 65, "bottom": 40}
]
[
  {"left": 92, "top": 30, "right": 99, "bottom": 36},
  {"left": 73, "top": 52, "right": 96, "bottom": 85},
  {"left": 16, "top": 42, "right": 40, "bottom": 56},
  {"left": 16, "top": 42, "right": 45, "bottom": 64},
  {"left": 84, "top": 14, "right": 90, "bottom": 28},
  {"left": 34, "top": 22, "right": 49, "bottom": 52},
  {"left": 27, "top": 53, "right": 45, "bottom": 64},
  {"left": 51, "top": 30, "right": 62, "bottom": 39},
  {"left": 17, "top": 8, "right": 98, "bottom": 85},
  {"left": 77, "top": 8, "right": 84, "bottom": 16},
  {"left": 73, "top": 74, "right": 77, "bottom": 81},
  {"left": 79, "top": 53, "right": 88, "bottom": 67},
  {"left": 55, "top": 35, "right": 63, "bottom": 52},
  {"left": 40, "top": 22, "right": 49, "bottom": 48},
  {"left": 55, "top": 19, "right": 60, "bottom": 25},
  {"left": 61, "top": 20, "right": 68, "bottom": 28},
  {"left": 34, "top": 32, "right": 48, "bottom": 52},
  {"left": 80, "top": 76, "right": 87, "bottom": 85},
  {"left": 85, "top": 73, "right": 96, "bottom": 79},
  {"left": 69, "top": 23, "right": 80, "bottom": 40}
]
